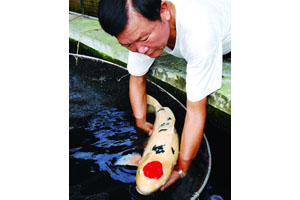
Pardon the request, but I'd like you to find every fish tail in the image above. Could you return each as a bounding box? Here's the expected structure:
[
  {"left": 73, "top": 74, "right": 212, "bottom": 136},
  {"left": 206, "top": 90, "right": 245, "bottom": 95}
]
[{"left": 146, "top": 95, "right": 162, "bottom": 113}]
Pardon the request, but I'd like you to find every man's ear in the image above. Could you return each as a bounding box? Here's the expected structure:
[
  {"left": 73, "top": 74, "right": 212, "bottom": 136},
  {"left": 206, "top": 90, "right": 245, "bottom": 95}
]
[{"left": 160, "top": 1, "right": 171, "bottom": 21}]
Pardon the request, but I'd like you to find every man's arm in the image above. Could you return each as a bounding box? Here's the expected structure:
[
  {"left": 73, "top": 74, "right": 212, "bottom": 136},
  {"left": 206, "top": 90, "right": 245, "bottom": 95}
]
[
  {"left": 129, "top": 75, "right": 153, "bottom": 134},
  {"left": 179, "top": 97, "right": 207, "bottom": 171},
  {"left": 161, "top": 96, "right": 207, "bottom": 190}
]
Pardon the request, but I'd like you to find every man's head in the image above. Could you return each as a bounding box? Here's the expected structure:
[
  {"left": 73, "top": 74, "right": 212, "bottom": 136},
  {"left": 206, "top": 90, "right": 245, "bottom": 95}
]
[{"left": 98, "top": 0, "right": 174, "bottom": 58}]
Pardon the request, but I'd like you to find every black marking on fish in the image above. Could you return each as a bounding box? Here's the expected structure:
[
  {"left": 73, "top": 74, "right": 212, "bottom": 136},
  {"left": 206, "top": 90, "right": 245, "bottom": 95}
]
[
  {"left": 152, "top": 145, "right": 165, "bottom": 154},
  {"left": 157, "top": 108, "right": 165, "bottom": 112},
  {"left": 159, "top": 122, "right": 170, "bottom": 128},
  {"left": 159, "top": 123, "right": 165, "bottom": 128},
  {"left": 171, "top": 147, "right": 175, "bottom": 154},
  {"left": 159, "top": 129, "right": 168, "bottom": 132},
  {"left": 167, "top": 117, "right": 172, "bottom": 121}
]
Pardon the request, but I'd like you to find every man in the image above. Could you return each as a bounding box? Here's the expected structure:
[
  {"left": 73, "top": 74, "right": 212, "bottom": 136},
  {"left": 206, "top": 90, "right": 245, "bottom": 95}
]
[{"left": 98, "top": 0, "right": 231, "bottom": 191}]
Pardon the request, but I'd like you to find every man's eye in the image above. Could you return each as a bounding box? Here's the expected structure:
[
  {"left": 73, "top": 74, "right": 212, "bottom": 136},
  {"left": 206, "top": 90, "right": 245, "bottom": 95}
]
[{"left": 141, "top": 36, "right": 149, "bottom": 42}]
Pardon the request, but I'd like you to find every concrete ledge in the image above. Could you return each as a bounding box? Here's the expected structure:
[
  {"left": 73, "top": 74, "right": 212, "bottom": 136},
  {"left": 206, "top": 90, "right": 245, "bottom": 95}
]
[{"left": 69, "top": 12, "right": 231, "bottom": 115}]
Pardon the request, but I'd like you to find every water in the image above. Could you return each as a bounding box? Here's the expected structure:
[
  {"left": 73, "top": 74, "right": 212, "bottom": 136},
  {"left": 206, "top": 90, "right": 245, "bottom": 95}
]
[
  {"left": 69, "top": 55, "right": 218, "bottom": 200},
  {"left": 69, "top": 63, "right": 142, "bottom": 199}
]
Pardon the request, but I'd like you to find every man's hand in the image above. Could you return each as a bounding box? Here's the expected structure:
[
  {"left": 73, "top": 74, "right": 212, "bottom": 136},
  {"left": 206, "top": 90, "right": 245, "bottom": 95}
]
[
  {"left": 136, "top": 117, "right": 154, "bottom": 135},
  {"left": 160, "top": 170, "right": 181, "bottom": 191}
]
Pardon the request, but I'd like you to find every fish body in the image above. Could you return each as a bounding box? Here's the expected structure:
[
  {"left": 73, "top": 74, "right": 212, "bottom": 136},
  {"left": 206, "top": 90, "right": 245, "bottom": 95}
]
[{"left": 116, "top": 95, "right": 179, "bottom": 195}]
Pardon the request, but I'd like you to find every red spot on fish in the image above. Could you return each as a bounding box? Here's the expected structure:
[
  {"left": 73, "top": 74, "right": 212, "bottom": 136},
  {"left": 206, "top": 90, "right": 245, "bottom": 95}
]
[{"left": 143, "top": 161, "right": 163, "bottom": 180}]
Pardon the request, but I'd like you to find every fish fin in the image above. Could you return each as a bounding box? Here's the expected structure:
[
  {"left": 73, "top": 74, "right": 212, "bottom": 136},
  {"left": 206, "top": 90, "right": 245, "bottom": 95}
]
[{"left": 115, "top": 153, "right": 142, "bottom": 166}]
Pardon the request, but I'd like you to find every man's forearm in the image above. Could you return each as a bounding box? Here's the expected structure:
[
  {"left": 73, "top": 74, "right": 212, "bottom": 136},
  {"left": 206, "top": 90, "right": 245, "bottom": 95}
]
[
  {"left": 129, "top": 75, "right": 147, "bottom": 119},
  {"left": 178, "top": 97, "right": 207, "bottom": 172},
  {"left": 129, "top": 75, "right": 154, "bottom": 134}
]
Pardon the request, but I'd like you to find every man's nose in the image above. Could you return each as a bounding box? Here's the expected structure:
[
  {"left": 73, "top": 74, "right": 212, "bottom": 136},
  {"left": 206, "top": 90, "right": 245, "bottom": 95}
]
[{"left": 136, "top": 43, "right": 149, "bottom": 54}]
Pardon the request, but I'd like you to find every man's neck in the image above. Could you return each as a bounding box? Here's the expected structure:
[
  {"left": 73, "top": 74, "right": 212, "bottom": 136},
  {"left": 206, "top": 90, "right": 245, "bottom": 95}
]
[{"left": 167, "top": 2, "right": 176, "bottom": 50}]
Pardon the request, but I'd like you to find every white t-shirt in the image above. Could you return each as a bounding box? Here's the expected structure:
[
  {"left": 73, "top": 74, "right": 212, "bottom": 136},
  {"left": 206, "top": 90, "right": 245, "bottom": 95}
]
[{"left": 127, "top": 0, "right": 231, "bottom": 102}]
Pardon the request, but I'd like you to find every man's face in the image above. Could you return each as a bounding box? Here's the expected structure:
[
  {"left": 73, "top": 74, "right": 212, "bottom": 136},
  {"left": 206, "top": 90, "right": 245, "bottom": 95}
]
[{"left": 117, "top": 10, "right": 170, "bottom": 58}]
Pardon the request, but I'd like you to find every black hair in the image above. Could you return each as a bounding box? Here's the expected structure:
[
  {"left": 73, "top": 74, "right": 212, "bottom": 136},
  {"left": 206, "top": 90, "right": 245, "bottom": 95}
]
[
  {"left": 132, "top": 0, "right": 161, "bottom": 21},
  {"left": 98, "top": 0, "right": 162, "bottom": 37},
  {"left": 98, "top": 0, "right": 128, "bottom": 37}
]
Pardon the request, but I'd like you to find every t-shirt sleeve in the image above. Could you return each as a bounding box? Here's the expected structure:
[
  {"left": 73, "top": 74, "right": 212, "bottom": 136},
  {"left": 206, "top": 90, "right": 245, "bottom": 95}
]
[
  {"left": 127, "top": 51, "right": 155, "bottom": 76},
  {"left": 185, "top": 41, "right": 223, "bottom": 102}
]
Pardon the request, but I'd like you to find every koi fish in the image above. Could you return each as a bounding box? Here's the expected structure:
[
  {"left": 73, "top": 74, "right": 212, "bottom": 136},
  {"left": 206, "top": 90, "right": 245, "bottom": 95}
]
[{"left": 115, "top": 95, "right": 179, "bottom": 195}]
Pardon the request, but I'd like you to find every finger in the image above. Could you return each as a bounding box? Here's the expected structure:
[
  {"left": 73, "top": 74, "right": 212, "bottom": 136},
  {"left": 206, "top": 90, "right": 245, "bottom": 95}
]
[
  {"left": 145, "top": 123, "right": 153, "bottom": 135},
  {"left": 144, "top": 125, "right": 152, "bottom": 135},
  {"left": 138, "top": 123, "right": 152, "bottom": 134},
  {"left": 160, "top": 172, "right": 180, "bottom": 191},
  {"left": 148, "top": 123, "right": 154, "bottom": 129},
  {"left": 161, "top": 178, "right": 174, "bottom": 191}
]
